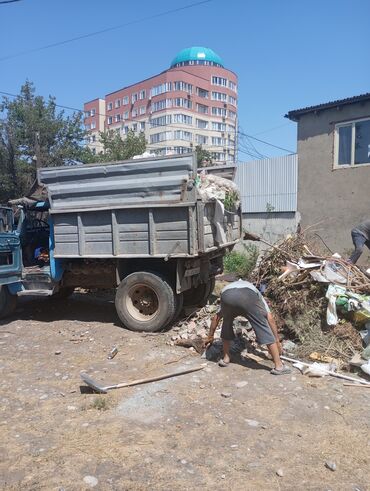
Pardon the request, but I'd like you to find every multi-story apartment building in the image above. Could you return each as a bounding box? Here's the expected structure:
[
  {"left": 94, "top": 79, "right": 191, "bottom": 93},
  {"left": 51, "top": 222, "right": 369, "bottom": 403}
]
[{"left": 84, "top": 46, "right": 238, "bottom": 163}]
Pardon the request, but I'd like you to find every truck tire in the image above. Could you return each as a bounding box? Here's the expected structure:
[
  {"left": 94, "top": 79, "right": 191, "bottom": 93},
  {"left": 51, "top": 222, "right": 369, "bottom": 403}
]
[
  {"left": 183, "top": 278, "right": 216, "bottom": 308},
  {"left": 115, "top": 272, "right": 176, "bottom": 332},
  {"left": 168, "top": 293, "right": 184, "bottom": 326},
  {"left": 0, "top": 285, "right": 17, "bottom": 319}
]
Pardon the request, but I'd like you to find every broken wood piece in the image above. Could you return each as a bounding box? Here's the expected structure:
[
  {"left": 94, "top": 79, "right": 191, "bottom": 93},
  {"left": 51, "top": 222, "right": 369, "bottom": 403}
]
[
  {"left": 242, "top": 352, "right": 266, "bottom": 363},
  {"left": 175, "top": 336, "right": 205, "bottom": 354},
  {"left": 343, "top": 383, "right": 370, "bottom": 388}
]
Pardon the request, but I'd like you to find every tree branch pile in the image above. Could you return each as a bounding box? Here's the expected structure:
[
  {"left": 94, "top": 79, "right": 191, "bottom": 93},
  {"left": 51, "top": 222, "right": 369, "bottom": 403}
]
[{"left": 251, "top": 233, "right": 367, "bottom": 362}]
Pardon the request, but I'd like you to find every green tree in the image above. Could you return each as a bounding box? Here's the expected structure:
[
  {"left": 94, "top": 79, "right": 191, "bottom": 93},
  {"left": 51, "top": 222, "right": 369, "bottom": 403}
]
[
  {"left": 195, "top": 145, "right": 212, "bottom": 167},
  {"left": 91, "top": 129, "right": 146, "bottom": 163},
  {"left": 0, "top": 81, "right": 90, "bottom": 202}
]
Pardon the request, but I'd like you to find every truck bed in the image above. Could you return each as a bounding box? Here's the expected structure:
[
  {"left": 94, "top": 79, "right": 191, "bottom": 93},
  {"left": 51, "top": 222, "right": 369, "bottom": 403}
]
[{"left": 38, "top": 154, "right": 242, "bottom": 258}]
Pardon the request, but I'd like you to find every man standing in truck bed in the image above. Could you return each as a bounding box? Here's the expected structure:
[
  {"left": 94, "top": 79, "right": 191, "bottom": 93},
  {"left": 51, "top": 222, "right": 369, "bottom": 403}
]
[
  {"left": 349, "top": 219, "right": 370, "bottom": 264},
  {"left": 205, "top": 279, "right": 291, "bottom": 374}
]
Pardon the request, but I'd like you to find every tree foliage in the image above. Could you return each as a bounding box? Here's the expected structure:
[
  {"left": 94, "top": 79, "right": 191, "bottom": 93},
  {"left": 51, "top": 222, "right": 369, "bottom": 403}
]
[
  {"left": 195, "top": 145, "right": 212, "bottom": 167},
  {"left": 87, "top": 129, "right": 146, "bottom": 163},
  {"left": 0, "top": 81, "right": 89, "bottom": 202}
]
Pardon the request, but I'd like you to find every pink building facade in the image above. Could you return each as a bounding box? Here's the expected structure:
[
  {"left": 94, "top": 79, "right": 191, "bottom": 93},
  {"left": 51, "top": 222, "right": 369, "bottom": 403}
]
[{"left": 84, "top": 47, "right": 238, "bottom": 163}]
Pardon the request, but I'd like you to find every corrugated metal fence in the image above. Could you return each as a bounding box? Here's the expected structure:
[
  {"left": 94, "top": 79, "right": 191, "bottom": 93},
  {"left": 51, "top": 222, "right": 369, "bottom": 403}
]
[{"left": 236, "top": 154, "right": 298, "bottom": 213}]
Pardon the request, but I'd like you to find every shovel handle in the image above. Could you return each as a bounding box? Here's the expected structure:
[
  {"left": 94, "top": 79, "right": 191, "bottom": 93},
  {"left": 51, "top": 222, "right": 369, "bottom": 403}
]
[{"left": 112, "top": 365, "right": 205, "bottom": 390}]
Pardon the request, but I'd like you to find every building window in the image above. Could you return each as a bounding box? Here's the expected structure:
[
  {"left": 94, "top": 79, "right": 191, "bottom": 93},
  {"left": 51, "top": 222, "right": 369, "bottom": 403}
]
[
  {"left": 211, "top": 107, "right": 227, "bottom": 117},
  {"left": 174, "top": 81, "right": 193, "bottom": 93},
  {"left": 150, "top": 82, "right": 172, "bottom": 97},
  {"left": 212, "top": 121, "right": 226, "bottom": 131},
  {"left": 139, "top": 90, "right": 146, "bottom": 100},
  {"left": 150, "top": 115, "right": 172, "bottom": 127},
  {"left": 91, "top": 108, "right": 96, "bottom": 116},
  {"left": 212, "top": 76, "right": 227, "bottom": 87},
  {"left": 107, "top": 102, "right": 113, "bottom": 111},
  {"left": 197, "top": 103, "right": 208, "bottom": 114},
  {"left": 115, "top": 114, "right": 121, "bottom": 123},
  {"left": 229, "top": 110, "right": 237, "bottom": 120},
  {"left": 85, "top": 123, "right": 91, "bottom": 130},
  {"left": 196, "top": 87, "right": 209, "bottom": 98},
  {"left": 91, "top": 135, "right": 96, "bottom": 142},
  {"left": 228, "top": 95, "right": 237, "bottom": 106},
  {"left": 124, "top": 126, "right": 129, "bottom": 134},
  {"left": 132, "top": 108, "right": 138, "bottom": 117},
  {"left": 196, "top": 119, "right": 208, "bottom": 129},
  {"left": 228, "top": 124, "right": 236, "bottom": 132},
  {"left": 173, "top": 98, "right": 192, "bottom": 109},
  {"left": 91, "top": 121, "right": 96, "bottom": 129},
  {"left": 115, "top": 99, "right": 121, "bottom": 108},
  {"left": 212, "top": 152, "right": 226, "bottom": 161},
  {"left": 211, "top": 137, "right": 226, "bottom": 146},
  {"left": 174, "top": 146, "right": 192, "bottom": 154},
  {"left": 151, "top": 99, "right": 171, "bottom": 112},
  {"left": 335, "top": 118, "right": 370, "bottom": 167},
  {"left": 140, "top": 122, "right": 145, "bottom": 131},
  {"left": 85, "top": 110, "right": 91, "bottom": 117},
  {"left": 123, "top": 111, "right": 129, "bottom": 120},
  {"left": 196, "top": 134, "right": 208, "bottom": 144},
  {"left": 228, "top": 80, "right": 237, "bottom": 92},
  {"left": 174, "top": 130, "right": 192, "bottom": 141},
  {"left": 132, "top": 93, "right": 138, "bottom": 103},
  {"left": 107, "top": 116, "right": 113, "bottom": 125},
  {"left": 122, "top": 96, "right": 129, "bottom": 105},
  {"left": 150, "top": 131, "right": 172, "bottom": 143},
  {"left": 173, "top": 114, "right": 192, "bottom": 125},
  {"left": 211, "top": 91, "right": 227, "bottom": 102},
  {"left": 139, "top": 106, "right": 146, "bottom": 115}
]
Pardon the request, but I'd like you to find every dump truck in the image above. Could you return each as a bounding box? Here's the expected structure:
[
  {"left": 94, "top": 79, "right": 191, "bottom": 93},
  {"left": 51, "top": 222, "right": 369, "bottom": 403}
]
[{"left": 0, "top": 153, "right": 242, "bottom": 331}]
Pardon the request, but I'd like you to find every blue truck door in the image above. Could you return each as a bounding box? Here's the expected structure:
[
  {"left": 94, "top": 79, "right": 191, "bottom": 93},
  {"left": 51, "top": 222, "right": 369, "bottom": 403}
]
[{"left": 0, "top": 207, "right": 22, "bottom": 286}]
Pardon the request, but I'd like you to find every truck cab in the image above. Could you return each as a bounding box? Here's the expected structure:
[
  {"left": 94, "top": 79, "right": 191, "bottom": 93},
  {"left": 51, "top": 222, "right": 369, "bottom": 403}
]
[{"left": 0, "top": 201, "right": 69, "bottom": 319}]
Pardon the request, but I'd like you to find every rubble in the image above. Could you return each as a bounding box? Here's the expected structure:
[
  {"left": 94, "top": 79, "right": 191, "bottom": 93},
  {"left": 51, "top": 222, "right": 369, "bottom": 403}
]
[
  {"left": 251, "top": 232, "right": 370, "bottom": 363},
  {"left": 171, "top": 231, "right": 370, "bottom": 375}
]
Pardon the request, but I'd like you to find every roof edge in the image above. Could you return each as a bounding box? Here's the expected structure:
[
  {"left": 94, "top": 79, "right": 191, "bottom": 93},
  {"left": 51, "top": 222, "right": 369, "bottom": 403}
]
[{"left": 285, "top": 92, "right": 370, "bottom": 121}]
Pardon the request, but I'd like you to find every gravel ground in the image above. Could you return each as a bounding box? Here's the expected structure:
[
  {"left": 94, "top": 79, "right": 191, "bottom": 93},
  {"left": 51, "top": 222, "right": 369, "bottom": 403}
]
[{"left": 0, "top": 292, "right": 369, "bottom": 491}]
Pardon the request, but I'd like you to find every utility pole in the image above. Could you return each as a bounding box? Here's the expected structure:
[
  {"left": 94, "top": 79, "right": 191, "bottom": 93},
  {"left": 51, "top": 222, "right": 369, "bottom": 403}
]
[{"left": 34, "top": 131, "right": 41, "bottom": 168}]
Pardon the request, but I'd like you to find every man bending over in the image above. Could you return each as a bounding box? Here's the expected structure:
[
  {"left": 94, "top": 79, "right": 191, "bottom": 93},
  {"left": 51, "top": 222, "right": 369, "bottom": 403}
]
[{"left": 206, "top": 280, "right": 291, "bottom": 375}]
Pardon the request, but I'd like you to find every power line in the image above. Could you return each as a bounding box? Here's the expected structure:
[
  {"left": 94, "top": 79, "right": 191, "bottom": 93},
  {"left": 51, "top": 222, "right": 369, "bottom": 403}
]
[
  {"left": 252, "top": 122, "right": 290, "bottom": 136},
  {"left": 0, "top": 0, "right": 22, "bottom": 4},
  {"left": 1, "top": 88, "right": 292, "bottom": 157},
  {"left": 0, "top": 89, "right": 238, "bottom": 140},
  {"left": 238, "top": 129, "right": 295, "bottom": 154},
  {"left": 0, "top": 0, "right": 213, "bottom": 62}
]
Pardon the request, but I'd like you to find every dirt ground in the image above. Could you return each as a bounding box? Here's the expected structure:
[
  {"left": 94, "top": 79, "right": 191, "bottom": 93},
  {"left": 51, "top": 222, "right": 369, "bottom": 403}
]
[{"left": 0, "top": 291, "right": 369, "bottom": 491}]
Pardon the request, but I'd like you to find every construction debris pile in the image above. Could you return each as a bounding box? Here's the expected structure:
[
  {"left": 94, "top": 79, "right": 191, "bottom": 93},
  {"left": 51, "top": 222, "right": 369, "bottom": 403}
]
[{"left": 251, "top": 232, "right": 370, "bottom": 369}]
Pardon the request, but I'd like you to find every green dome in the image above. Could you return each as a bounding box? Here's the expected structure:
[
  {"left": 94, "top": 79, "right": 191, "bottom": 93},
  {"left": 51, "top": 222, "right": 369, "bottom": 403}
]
[{"left": 170, "top": 46, "right": 224, "bottom": 68}]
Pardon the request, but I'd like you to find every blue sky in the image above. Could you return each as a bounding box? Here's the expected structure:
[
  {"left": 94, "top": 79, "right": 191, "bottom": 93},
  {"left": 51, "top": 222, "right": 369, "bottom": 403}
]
[{"left": 0, "top": 0, "right": 369, "bottom": 158}]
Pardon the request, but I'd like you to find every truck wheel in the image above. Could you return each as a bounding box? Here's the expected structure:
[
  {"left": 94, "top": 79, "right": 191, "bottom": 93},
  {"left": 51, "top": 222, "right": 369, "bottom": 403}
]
[
  {"left": 183, "top": 278, "right": 216, "bottom": 308},
  {"left": 167, "top": 293, "right": 184, "bottom": 326},
  {"left": 0, "top": 285, "right": 17, "bottom": 319},
  {"left": 115, "top": 272, "right": 176, "bottom": 332}
]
